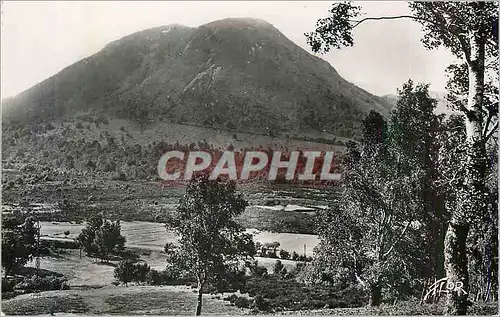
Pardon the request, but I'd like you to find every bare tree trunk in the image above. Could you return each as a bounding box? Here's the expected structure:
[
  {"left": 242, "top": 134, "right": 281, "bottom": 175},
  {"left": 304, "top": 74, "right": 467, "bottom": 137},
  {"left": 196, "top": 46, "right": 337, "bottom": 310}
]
[
  {"left": 444, "top": 220, "right": 470, "bottom": 314},
  {"left": 195, "top": 283, "right": 204, "bottom": 316},
  {"left": 369, "top": 280, "right": 382, "bottom": 306},
  {"left": 445, "top": 29, "right": 487, "bottom": 315}
]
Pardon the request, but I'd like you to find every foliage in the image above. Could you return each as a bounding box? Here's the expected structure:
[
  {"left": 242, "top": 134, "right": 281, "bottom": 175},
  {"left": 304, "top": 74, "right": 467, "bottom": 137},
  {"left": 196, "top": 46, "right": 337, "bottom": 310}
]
[
  {"left": 307, "top": 3, "right": 499, "bottom": 314},
  {"left": 312, "top": 82, "right": 446, "bottom": 306},
  {"left": 1, "top": 216, "right": 39, "bottom": 275},
  {"left": 114, "top": 259, "right": 136, "bottom": 286},
  {"left": 315, "top": 111, "right": 413, "bottom": 305},
  {"left": 165, "top": 174, "right": 255, "bottom": 315},
  {"left": 279, "top": 249, "right": 290, "bottom": 260},
  {"left": 390, "top": 81, "right": 446, "bottom": 280},
  {"left": 245, "top": 260, "right": 268, "bottom": 278},
  {"left": 113, "top": 260, "right": 151, "bottom": 285},
  {"left": 77, "top": 215, "right": 126, "bottom": 261},
  {"left": 94, "top": 220, "right": 126, "bottom": 261},
  {"left": 241, "top": 275, "right": 365, "bottom": 313},
  {"left": 273, "top": 260, "right": 285, "bottom": 276},
  {"left": 305, "top": 2, "right": 361, "bottom": 53},
  {"left": 15, "top": 275, "right": 69, "bottom": 292},
  {"left": 132, "top": 262, "right": 150, "bottom": 284}
]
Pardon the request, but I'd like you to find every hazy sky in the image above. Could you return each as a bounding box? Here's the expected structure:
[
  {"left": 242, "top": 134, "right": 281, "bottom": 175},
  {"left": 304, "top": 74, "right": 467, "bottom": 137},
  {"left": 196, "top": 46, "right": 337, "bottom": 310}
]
[{"left": 1, "top": 1, "right": 457, "bottom": 98}]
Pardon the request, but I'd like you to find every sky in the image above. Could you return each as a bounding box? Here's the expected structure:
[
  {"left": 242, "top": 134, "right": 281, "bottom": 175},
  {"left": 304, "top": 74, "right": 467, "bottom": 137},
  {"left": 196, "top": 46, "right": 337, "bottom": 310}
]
[{"left": 1, "top": 1, "right": 457, "bottom": 99}]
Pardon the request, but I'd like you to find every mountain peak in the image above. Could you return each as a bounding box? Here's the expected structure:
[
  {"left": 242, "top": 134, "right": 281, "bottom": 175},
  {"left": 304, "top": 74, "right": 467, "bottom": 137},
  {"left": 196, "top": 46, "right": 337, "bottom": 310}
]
[
  {"left": 3, "top": 18, "right": 390, "bottom": 140},
  {"left": 201, "top": 17, "right": 275, "bottom": 30}
]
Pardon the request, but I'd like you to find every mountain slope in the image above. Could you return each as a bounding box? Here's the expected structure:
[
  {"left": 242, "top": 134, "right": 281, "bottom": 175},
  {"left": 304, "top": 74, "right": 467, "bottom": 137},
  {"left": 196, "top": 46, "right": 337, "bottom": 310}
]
[{"left": 3, "top": 18, "right": 390, "bottom": 139}]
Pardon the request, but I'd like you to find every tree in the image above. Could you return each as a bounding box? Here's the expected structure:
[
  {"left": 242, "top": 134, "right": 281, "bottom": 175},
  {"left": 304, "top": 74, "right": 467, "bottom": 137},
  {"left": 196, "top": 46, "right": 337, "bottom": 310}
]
[
  {"left": 390, "top": 81, "right": 446, "bottom": 280},
  {"left": 146, "top": 269, "right": 163, "bottom": 286},
  {"left": 314, "top": 100, "right": 447, "bottom": 305},
  {"left": 114, "top": 259, "right": 135, "bottom": 286},
  {"left": 1, "top": 216, "right": 39, "bottom": 275},
  {"left": 438, "top": 114, "right": 499, "bottom": 303},
  {"left": 76, "top": 215, "right": 103, "bottom": 258},
  {"left": 94, "top": 220, "right": 126, "bottom": 261},
  {"left": 133, "top": 262, "right": 151, "bottom": 285},
  {"left": 77, "top": 215, "right": 125, "bottom": 261},
  {"left": 245, "top": 260, "right": 268, "bottom": 277},
  {"left": 315, "top": 111, "right": 418, "bottom": 306},
  {"left": 307, "top": 3, "right": 498, "bottom": 314},
  {"left": 165, "top": 174, "right": 255, "bottom": 315}
]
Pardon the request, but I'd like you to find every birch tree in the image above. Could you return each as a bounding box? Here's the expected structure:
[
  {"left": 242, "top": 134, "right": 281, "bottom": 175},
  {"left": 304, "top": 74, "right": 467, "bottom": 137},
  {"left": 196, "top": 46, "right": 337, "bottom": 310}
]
[
  {"left": 315, "top": 111, "right": 420, "bottom": 306},
  {"left": 166, "top": 174, "right": 255, "bottom": 315},
  {"left": 307, "top": 2, "right": 498, "bottom": 313}
]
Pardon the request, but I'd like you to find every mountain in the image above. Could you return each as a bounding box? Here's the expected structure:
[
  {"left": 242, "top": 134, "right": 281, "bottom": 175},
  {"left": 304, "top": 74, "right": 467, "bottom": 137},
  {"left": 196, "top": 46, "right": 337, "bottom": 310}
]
[
  {"left": 2, "top": 18, "right": 394, "bottom": 181},
  {"left": 3, "top": 18, "right": 390, "bottom": 139}
]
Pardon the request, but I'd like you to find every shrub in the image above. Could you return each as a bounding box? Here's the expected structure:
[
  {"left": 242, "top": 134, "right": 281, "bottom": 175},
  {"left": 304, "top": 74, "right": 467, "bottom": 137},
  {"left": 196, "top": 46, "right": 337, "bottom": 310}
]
[
  {"left": 242, "top": 275, "right": 364, "bottom": 313},
  {"left": 45, "top": 123, "right": 56, "bottom": 130},
  {"left": 253, "top": 294, "right": 270, "bottom": 312},
  {"left": 279, "top": 249, "right": 290, "bottom": 260},
  {"left": 15, "top": 276, "right": 69, "bottom": 292},
  {"left": 2, "top": 277, "right": 18, "bottom": 292},
  {"left": 224, "top": 294, "right": 239, "bottom": 303},
  {"left": 273, "top": 260, "right": 284, "bottom": 276},
  {"left": 264, "top": 199, "right": 279, "bottom": 206},
  {"left": 245, "top": 261, "right": 268, "bottom": 277},
  {"left": 267, "top": 251, "right": 278, "bottom": 258},
  {"left": 234, "top": 296, "right": 252, "bottom": 308}
]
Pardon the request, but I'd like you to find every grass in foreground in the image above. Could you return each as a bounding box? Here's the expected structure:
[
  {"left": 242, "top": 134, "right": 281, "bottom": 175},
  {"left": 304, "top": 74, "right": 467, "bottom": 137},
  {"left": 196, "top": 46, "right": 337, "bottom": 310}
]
[{"left": 2, "top": 286, "right": 247, "bottom": 315}]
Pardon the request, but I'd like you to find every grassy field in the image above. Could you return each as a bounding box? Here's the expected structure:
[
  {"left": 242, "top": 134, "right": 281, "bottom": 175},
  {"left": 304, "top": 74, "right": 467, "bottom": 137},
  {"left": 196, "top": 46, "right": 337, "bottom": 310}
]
[
  {"left": 2, "top": 285, "right": 247, "bottom": 315},
  {"left": 4, "top": 249, "right": 248, "bottom": 315},
  {"left": 6, "top": 245, "right": 307, "bottom": 315},
  {"left": 40, "top": 221, "right": 319, "bottom": 256}
]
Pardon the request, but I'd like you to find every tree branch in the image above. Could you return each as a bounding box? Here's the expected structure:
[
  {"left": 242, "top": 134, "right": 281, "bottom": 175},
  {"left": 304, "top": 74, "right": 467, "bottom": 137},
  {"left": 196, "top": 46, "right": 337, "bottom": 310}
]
[
  {"left": 483, "top": 108, "right": 495, "bottom": 138},
  {"left": 355, "top": 272, "right": 367, "bottom": 288},
  {"left": 349, "top": 15, "right": 436, "bottom": 29},
  {"left": 485, "top": 121, "right": 498, "bottom": 141}
]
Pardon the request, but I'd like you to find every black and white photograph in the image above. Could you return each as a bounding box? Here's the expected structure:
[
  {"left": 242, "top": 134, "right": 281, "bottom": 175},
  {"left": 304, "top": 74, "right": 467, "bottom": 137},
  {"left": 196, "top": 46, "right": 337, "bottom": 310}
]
[{"left": 1, "top": 1, "right": 498, "bottom": 315}]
